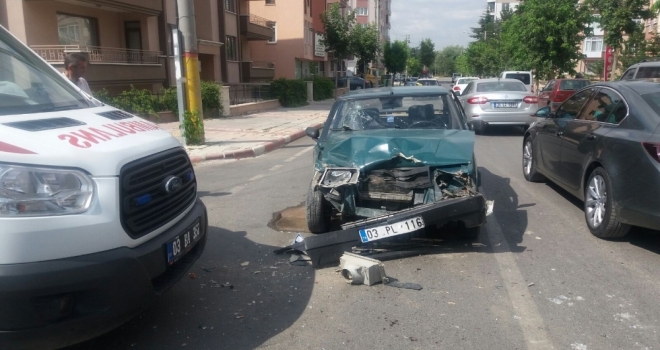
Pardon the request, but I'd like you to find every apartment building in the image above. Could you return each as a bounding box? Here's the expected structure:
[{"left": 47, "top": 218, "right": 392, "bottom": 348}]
[
  {"left": 347, "top": 0, "right": 390, "bottom": 74},
  {"left": 576, "top": 16, "right": 605, "bottom": 76},
  {"left": 0, "top": 0, "right": 169, "bottom": 94},
  {"left": 486, "top": 0, "right": 518, "bottom": 19},
  {"left": 249, "top": 0, "right": 331, "bottom": 79}
]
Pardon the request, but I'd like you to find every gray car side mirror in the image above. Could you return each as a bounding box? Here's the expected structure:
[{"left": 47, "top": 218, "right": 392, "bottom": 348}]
[
  {"left": 535, "top": 106, "right": 551, "bottom": 118},
  {"left": 305, "top": 127, "right": 320, "bottom": 139}
]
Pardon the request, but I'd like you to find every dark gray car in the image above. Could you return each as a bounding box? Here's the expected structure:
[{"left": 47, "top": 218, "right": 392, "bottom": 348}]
[{"left": 523, "top": 81, "right": 660, "bottom": 239}]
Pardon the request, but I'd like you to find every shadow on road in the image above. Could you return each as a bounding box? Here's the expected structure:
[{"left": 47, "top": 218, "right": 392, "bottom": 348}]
[
  {"left": 479, "top": 126, "right": 526, "bottom": 137},
  {"left": 68, "top": 226, "right": 314, "bottom": 350},
  {"left": 479, "top": 167, "right": 528, "bottom": 253}
]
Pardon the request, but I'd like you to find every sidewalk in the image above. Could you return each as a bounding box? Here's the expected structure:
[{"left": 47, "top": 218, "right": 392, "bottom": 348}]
[{"left": 159, "top": 100, "right": 333, "bottom": 164}]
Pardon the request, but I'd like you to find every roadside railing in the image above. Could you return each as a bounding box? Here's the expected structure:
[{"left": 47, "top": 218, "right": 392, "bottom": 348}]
[
  {"left": 227, "top": 83, "right": 273, "bottom": 105},
  {"left": 30, "top": 45, "right": 162, "bottom": 65}
]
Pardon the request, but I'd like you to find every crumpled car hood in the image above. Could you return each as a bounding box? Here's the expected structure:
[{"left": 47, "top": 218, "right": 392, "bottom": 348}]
[{"left": 317, "top": 129, "right": 475, "bottom": 170}]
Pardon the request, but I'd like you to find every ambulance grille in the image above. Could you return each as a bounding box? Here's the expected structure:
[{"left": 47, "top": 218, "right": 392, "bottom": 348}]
[
  {"left": 3, "top": 117, "right": 86, "bottom": 131},
  {"left": 119, "top": 148, "right": 197, "bottom": 239}
]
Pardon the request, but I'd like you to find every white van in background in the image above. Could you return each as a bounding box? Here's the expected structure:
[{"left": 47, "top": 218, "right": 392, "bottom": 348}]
[{"left": 501, "top": 71, "right": 534, "bottom": 93}]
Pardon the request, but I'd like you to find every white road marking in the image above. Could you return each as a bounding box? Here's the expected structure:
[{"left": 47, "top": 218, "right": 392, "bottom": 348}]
[
  {"left": 486, "top": 214, "right": 554, "bottom": 349},
  {"left": 229, "top": 185, "right": 246, "bottom": 195},
  {"left": 285, "top": 146, "right": 315, "bottom": 162},
  {"left": 269, "top": 165, "right": 283, "bottom": 171},
  {"left": 249, "top": 174, "right": 266, "bottom": 181}
]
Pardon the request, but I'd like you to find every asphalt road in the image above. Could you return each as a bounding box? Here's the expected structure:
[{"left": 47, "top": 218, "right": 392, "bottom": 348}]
[{"left": 70, "top": 123, "right": 660, "bottom": 350}]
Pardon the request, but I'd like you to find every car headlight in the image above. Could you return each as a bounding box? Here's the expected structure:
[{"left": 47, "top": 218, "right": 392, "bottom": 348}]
[
  {"left": 320, "top": 168, "right": 359, "bottom": 187},
  {"left": 0, "top": 164, "right": 94, "bottom": 217}
]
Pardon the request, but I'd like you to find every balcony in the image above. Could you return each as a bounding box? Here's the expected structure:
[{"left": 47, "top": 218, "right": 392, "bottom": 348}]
[
  {"left": 31, "top": 45, "right": 162, "bottom": 65},
  {"left": 240, "top": 14, "right": 275, "bottom": 41},
  {"left": 241, "top": 61, "right": 275, "bottom": 82},
  {"left": 30, "top": 45, "right": 166, "bottom": 85}
]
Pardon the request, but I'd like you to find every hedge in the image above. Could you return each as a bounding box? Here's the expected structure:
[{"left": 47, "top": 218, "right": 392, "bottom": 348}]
[
  {"left": 94, "top": 81, "right": 223, "bottom": 117},
  {"left": 269, "top": 78, "right": 308, "bottom": 107},
  {"left": 309, "top": 76, "right": 334, "bottom": 101}
]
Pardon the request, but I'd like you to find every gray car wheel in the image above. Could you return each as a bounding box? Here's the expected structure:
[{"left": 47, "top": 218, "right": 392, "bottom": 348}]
[{"left": 584, "top": 167, "right": 630, "bottom": 239}]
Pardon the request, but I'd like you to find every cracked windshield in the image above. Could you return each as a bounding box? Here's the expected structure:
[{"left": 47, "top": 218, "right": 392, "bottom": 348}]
[{"left": 2, "top": 0, "right": 660, "bottom": 349}]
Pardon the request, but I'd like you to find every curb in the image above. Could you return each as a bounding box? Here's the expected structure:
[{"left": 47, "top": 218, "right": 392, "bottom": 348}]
[{"left": 188, "top": 122, "right": 324, "bottom": 165}]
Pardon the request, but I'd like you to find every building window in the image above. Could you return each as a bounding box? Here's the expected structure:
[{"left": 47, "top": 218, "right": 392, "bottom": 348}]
[
  {"left": 356, "top": 8, "right": 368, "bottom": 16},
  {"left": 224, "top": 0, "right": 236, "bottom": 13},
  {"left": 57, "top": 13, "right": 99, "bottom": 46},
  {"left": 583, "top": 37, "right": 603, "bottom": 58},
  {"left": 268, "top": 22, "right": 277, "bottom": 43},
  {"left": 487, "top": 2, "right": 495, "bottom": 13},
  {"left": 226, "top": 35, "right": 238, "bottom": 61},
  {"left": 502, "top": 3, "right": 510, "bottom": 12},
  {"left": 266, "top": 0, "right": 275, "bottom": 4}
]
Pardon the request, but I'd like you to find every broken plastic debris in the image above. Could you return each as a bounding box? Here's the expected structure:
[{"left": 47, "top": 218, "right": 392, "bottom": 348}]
[
  {"left": 486, "top": 200, "right": 495, "bottom": 216},
  {"left": 235, "top": 315, "right": 245, "bottom": 319},
  {"left": 202, "top": 267, "right": 216, "bottom": 273},
  {"left": 386, "top": 279, "right": 423, "bottom": 290},
  {"left": 240, "top": 261, "right": 250, "bottom": 266},
  {"left": 528, "top": 283, "right": 535, "bottom": 287},
  {"left": 253, "top": 271, "right": 261, "bottom": 274},
  {"left": 189, "top": 272, "right": 197, "bottom": 279},
  {"left": 292, "top": 233, "right": 305, "bottom": 244},
  {"left": 340, "top": 252, "right": 387, "bottom": 286}
]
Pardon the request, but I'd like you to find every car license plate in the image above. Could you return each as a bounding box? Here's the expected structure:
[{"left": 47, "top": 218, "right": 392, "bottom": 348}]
[
  {"left": 166, "top": 219, "right": 202, "bottom": 265},
  {"left": 493, "top": 102, "right": 518, "bottom": 108},
  {"left": 359, "top": 216, "right": 425, "bottom": 243}
]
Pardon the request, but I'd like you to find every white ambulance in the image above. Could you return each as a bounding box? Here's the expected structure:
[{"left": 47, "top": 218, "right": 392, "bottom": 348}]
[{"left": 0, "top": 25, "right": 208, "bottom": 349}]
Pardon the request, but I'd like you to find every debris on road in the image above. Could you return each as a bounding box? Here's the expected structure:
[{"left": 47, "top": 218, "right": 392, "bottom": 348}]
[
  {"left": 240, "top": 261, "right": 250, "bottom": 267},
  {"left": 189, "top": 272, "right": 197, "bottom": 279},
  {"left": 385, "top": 279, "right": 423, "bottom": 290},
  {"left": 528, "top": 283, "right": 535, "bottom": 287},
  {"left": 201, "top": 267, "right": 216, "bottom": 273},
  {"left": 339, "top": 252, "right": 387, "bottom": 286}
]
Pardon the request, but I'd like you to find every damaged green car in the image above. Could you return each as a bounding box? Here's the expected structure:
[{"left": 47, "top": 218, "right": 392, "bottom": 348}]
[{"left": 304, "top": 86, "right": 487, "bottom": 243}]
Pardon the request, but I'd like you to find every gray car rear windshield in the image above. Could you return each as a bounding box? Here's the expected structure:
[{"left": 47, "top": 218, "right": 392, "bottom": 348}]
[
  {"left": 476, "top": 82, "right": 527, "bottom": 92},
  {"left": 331, "top": 95, "right": 465, "bottom": 131},
  {"left": 559, "top": 80, "right": 590, "bottom": 90},
  {"left": 636, "top": 66, "right": 660, "bottom": 79}
]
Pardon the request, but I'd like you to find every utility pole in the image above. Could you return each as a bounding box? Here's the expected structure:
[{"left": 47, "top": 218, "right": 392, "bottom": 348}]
[{"left": 177, "top": 0, "right": 204, "bottom": 143}]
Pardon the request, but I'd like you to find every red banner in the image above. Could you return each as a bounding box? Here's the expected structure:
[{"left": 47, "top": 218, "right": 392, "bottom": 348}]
[{"left": 604, "top": 46, "right": 614, "bottom": 81}]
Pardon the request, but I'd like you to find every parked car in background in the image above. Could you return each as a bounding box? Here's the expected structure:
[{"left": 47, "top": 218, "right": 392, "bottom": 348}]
[
  {"left": 501, "top": 71, "right": 534, "bottom": 93},
  {"left": 458, "top": 78, "right": 539, "bottom": 134},
  {"left": 538, "top": 79, "right": 591, "bottom": 110},
  {"left": 452, "top": 77, "right": 479, "bottom": 95},
  {"left": 523, "top": 81, "right": 660, "bottom": 239},
  {"left": 620, "top": 61, "right": 660, "bottom": 81},
  {"left": 416, "top": 78, "right": 440, "bottom": 86},
  {"left": 338, "top": 76, "right": 373, "bottom": 90},
  {"left": 452, "top": 73, "right": 462, "bottom": 84}
]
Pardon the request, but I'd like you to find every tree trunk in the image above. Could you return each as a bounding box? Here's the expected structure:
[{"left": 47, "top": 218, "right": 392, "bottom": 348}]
[
  {"left": 334, "top": 59, "right": 338, "bottom": 99},
  {"left": 610, "top": 49, "right": 619, "bottom": 82}
]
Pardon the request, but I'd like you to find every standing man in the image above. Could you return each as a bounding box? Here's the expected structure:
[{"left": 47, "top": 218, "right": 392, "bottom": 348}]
[{"left": 63, "top": 53, "right": 92, "bottom": 95}]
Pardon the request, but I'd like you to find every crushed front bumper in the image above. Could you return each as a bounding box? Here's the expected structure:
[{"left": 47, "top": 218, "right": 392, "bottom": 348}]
[{"left": 300, "top": 194, "right": 487, "bottom": 268}]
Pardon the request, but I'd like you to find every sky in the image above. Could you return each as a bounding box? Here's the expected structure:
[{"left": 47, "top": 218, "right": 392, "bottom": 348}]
[{"left": 390, "top": 0, "right": 486, "bottom": 50}]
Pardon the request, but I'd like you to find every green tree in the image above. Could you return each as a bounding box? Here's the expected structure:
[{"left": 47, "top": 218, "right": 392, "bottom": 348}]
[
  {"left": 383, "top": 40, "right": 409, "bottom": 76},
  {"left": 321, "top": 3, "right": 356, "bottom": 94},
  {"left": 586, "top": 59, "right": 605, "bottom": 79},
  {"left": 587, "top": 0, "right": 653, "bottom": 80},
  {"left": 350, "top": 23, "right": 381, "bottom": 81},
  {"left": 435, "top": 45, "right": 464, "bottom": 76},
  {"left": 419, "top": 38, "right": 436, "bottom": 71},
  {"left": 454, "top": 54, "right": 471, "bottom": 75},
  {"left": 500, "top": 0, "right": 592, "bottom": 86},
  {"left": 407, "top": 57, "right": 423, "bottom": 77}
]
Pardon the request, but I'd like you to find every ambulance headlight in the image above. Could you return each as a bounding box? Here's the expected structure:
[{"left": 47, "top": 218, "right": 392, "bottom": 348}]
[{"left": 0, "top": 164, "right": 94, "bottom": 217}]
